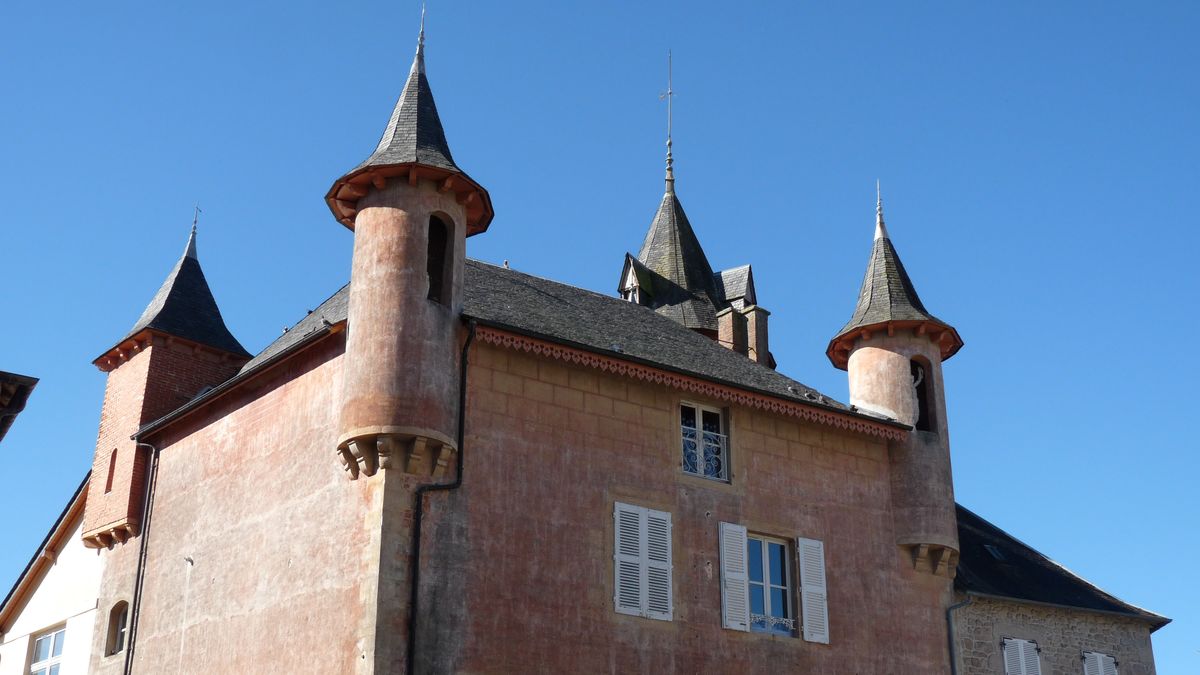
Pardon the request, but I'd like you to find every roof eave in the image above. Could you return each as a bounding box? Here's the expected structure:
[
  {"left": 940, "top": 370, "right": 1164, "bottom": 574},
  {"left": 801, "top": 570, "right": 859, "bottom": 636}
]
[
  {"left": 325, "top": 163, "right": 494, "bottom": 235},
  {"left": 826, "top": 319, "right": 965, "bottom": 370},
  {"left": 960, "top": 590, "right": 1171, "bottom": 631}
]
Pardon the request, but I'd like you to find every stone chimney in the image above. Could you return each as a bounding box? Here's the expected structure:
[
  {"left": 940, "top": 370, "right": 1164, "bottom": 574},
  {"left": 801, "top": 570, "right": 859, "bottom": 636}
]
[
  {"left": 742, "top": 305, "right": 770, "bottom": 366},
  {"left": 716, "top": 307, "right": 748, "bottom": 355}
]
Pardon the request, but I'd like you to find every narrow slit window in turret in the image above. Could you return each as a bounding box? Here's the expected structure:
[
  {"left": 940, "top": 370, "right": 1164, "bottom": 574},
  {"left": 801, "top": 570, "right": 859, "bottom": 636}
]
[
  {"left": 911, "top": 359, "right": 934, "bottom": 432},
  {"left": 427, "top": 215, "right": 451, "bottom": 304}
]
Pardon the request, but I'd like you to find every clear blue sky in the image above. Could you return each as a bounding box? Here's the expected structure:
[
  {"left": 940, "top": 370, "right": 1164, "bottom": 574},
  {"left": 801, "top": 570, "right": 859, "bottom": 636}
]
[{"left": 2, "top": 1, "right": 1196, "bottom": 670}]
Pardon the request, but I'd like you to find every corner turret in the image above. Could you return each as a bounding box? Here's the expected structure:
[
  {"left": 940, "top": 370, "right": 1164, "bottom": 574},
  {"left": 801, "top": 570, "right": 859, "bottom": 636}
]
[
  {"left": 82, "top": 225, "right": 248, "bottom": 548},
  {"left": 329, "top": 22, "right": 490, "bottom": 479},
  {"left": 828, "top": 190, "right": 962, "bottom": 576}
]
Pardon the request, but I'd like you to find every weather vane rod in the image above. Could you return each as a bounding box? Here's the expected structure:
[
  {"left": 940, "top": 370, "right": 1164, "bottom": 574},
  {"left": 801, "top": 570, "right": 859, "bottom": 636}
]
[{"left": 660, "top": 50, "right": 675, "bottom": 191}]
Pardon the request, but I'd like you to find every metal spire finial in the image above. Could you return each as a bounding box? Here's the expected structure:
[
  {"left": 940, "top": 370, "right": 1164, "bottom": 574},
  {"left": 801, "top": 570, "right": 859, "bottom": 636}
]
[
  {"left": 185, "top": 205, "right": 201, "bottom": 259},
  {"left": 660, "top": 50, "right": 675, "bottom": 194},
  {"left": 413, "top": 4, "right": 426, "bottom": 74},
  {"left": 874, "top": 180, "right": 889, "bottom": 241}
]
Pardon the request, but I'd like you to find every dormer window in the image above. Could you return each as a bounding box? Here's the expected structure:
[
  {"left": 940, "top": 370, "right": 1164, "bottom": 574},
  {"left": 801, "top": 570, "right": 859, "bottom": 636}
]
[
  {"left": 621, "top": 286, "right": 640, "bottom": 304},
  {"left": 620, "top": 265, "right": 641, "bottom": 304}
]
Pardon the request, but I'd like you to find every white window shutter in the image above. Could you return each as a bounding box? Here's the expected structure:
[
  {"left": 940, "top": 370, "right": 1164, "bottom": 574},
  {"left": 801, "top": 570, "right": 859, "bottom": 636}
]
[
  {"left": 644, "top": 509, "right": 673, "bottom": 620},
  {"left": 1084, "top": 652, "right": 1102, "bottom": 675},
  {"left": 1101, "top": 654, "right": 1117, "bottom": 675},
  {"left": 1003, "top": 639, "right": 1023, "bottom": 675},
  {"left": 1021, "top": 640, "right": 1042, "bottom": 675},
  {"left": 797, "top": 537, "right": 829, "bottom": 644},
  {"left": 718, "top": 523, "right": 750, "bottom": 631},
  {"left": 613, "top": 502, "right": 643, "bottom": 616}
]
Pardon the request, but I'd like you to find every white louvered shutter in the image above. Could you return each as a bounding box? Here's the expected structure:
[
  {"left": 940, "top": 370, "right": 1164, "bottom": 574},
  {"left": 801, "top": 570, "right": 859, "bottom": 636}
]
[
  {"left": 645, "top": 508, "right": 673, "bottom": 620},
  {"left": 797, "top": 537, "right": 829, "bottom": 644},
  {"left": 613, "top": 502, "right": 643, "bottom": 616},
  {"left": 1101, "top": 654, "right": 1117, "bottom": 675},
  {"left": 1022, "top": 640, "right": 1042, "bottom": 675},
  {"left": 1003, "top": 639, "right": 1023, "bottom": 675},
  {"left": 1084, "top": 652, "right": 1102, "bottom": 675},
  {"left": 718, "top": 523, "right": 750, "bottom": 631}
]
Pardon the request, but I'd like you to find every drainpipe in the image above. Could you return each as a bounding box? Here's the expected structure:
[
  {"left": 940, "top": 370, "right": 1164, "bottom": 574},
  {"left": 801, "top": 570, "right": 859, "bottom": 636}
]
[
  {"left": 123, "top": 440, "right": 161, "bottom": 675},
  {"left": 947, "top": 596, "right": 973, "bottom": 675},
  {"left": 406, "top": 319, "right": 476, "bottom": 674}
]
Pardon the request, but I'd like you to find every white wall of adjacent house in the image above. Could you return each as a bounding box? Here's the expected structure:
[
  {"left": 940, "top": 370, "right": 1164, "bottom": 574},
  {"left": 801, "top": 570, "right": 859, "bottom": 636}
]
[{"left": 0, "top": 517, "right": 103, "bottom": 675}]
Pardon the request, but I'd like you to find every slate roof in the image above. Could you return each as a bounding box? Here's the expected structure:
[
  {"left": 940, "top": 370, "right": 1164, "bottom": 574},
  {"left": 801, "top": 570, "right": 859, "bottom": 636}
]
[
  {"left": 956, "top": 504, "right": 1168, "bottom": 629},
  {"left": 115, "top": 228, "right": 249, "bottom": 358},
  {"left": 229, "top": 260, "right": 863, "bottom": 423},
  {"left": 0, "top": 371, "right": 38, "bottom": 445},
  {"left": 833, "top": 213, "right": 954, "bottom": 342},
  {"left": 635, "top": 188, "right": 725, "bottom": 331},
  {"left": 713, "top": 265, "right": 755, "bottom": 310},
  {"left": 351, "top": 39, "right": 460, "bottom": 175}
]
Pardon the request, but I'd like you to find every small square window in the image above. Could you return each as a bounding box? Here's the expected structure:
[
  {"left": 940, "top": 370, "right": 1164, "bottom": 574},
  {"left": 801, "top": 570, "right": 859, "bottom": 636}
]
[{"left": 680, "top": 402, "right": 728, "bottom": 481}]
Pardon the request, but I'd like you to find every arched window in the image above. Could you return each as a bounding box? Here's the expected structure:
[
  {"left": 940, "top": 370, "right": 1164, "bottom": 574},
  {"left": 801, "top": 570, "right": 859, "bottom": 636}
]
[
  {"left": 427, "top": 215, "right": 452, "bottom": 305},
  {"left": 910, "top": 359, "right": 935, "bottom": 433},
  {"left": 106, "top": 601, "right": 129, "bottom": 656}
]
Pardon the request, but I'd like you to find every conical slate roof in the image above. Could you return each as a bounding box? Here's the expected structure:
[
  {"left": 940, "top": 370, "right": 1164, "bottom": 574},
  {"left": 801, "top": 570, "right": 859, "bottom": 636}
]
[
  {"left": 828, "top": 197, "right": 961, "bottom": 367},
  {"left": 351, "top": 37, "right": 459, "bottom": 175},
  {"left": 325, "top": 25, "right": 493, "bottom": 233},
  {"left": 635, "top": 186, "right": 724, "bottom": 331},
  {"left": 116, "top": 228, "right": 249, "bottom": 358}
]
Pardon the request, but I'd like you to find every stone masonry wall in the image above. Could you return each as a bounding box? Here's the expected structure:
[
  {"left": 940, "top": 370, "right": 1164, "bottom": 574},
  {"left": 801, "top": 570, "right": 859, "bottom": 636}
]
[
  {"left": 417, "top": 342, "right": 954, "bottom": 674},
  {"left": 953, "top": 595, "right": 1158, "bottom": 675}
]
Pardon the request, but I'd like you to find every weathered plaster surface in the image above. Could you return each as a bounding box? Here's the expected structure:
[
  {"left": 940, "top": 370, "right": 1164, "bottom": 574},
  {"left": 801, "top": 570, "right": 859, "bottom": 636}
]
[
  {"left": 90, "top": 337, "right": 377, "bottom": 674},
  {"left": 414, "top": 343, "right": 952, "bottom": 673}
]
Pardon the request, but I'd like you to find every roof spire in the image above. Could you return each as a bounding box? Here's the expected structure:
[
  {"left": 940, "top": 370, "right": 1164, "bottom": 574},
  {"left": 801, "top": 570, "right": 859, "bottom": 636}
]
[
  {"left": 875, "top": 180, "right": 889, "bottom": 241},
  {"left": 414, "top": 3, "right": 426, "bottom": 74},
  {"left": 185, "top": 204, "right": 200, "bottom": 259},
  {"left": 661, "top": 50, "right": 675, "bottom": 194}
]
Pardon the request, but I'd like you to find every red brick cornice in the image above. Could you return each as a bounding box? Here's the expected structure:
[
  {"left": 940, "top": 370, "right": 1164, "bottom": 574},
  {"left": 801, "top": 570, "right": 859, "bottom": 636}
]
[{"left": 474, "top": 325, "right": 906, "bottom": 442}]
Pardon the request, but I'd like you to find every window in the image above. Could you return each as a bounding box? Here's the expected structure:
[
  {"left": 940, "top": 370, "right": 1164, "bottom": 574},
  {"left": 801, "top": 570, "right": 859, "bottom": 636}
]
[
  {"left": 748, "top": 535, "right": 794, "bottom": 634},
  {"left": 680, "top": 402, "right": 728, "bottom": 481},
  {"left": 613, "top": 502, "right": 672, "bottom": 621},
  {"left": 720, "top": 524, "right": 828, "bottom": 643},
  {"left": 28, "top": 627, "right": 65, "bottom": 675},
  {"left": 104, "top": 449, "right": 117, "bottom": 493},
  {"left": 1083, "top": 651, "right": 1118, "bottom": 675},
  {"left": 106, "top": 601, "right": 129, "bottom": 656},
  {"left": 910, "top": 359, "right": 935, "bottom": 432},
  {"left": 426, "top": 215, "right": 452, "bottom": 305},
  {"left": 1003, "top": 638, "right": 1043, "bottom": 675}
]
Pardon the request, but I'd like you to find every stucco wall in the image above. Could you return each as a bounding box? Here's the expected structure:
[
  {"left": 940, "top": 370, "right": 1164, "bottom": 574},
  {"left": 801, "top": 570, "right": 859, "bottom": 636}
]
[
  {"left": 88, "top": 335, "right": 379, "bottom": 675},
  {"left": 415, "top": 342, "right": 952, "bottom": 673},
  {"left": 0, "top": 517, "right": 102, "bottom": 675},
  {"left": 952, "top": 595, "right": 1158, "bottom": 675}
]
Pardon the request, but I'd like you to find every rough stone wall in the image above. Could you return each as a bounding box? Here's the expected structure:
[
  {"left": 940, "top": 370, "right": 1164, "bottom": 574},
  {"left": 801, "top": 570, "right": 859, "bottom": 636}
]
[
  {"left": 89, "top": 336, "right": 378, "bottom": 675},
  {"left": 417, "top": 342, "right": 952, "bottom": 674},
  {"left": 952, "top": 595, "right": 1158, "bottom": 675}
]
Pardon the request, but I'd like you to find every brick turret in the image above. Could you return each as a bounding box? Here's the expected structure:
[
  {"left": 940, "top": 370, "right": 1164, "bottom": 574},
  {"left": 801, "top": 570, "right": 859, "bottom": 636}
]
[{"left": 81, "top": 226, "right": 249, "bottom": 548}]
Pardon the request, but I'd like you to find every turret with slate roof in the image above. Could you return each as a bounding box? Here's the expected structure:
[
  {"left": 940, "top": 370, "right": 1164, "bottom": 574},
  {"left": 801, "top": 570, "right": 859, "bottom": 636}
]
[
  {"left": 330, "top": 15, "right": 487, "bottom": 484},
  {"left": 829, "top": 187, "right": 962, "bottom": 578},
  {"left": 83, "top": 222, "right": 249, "bottom": 549}
]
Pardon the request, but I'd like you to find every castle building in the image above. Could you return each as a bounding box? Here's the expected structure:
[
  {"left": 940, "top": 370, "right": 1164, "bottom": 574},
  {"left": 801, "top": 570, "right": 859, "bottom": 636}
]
[{"left": 0, "top": 24, "right": 1167, "bottom": 675}]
